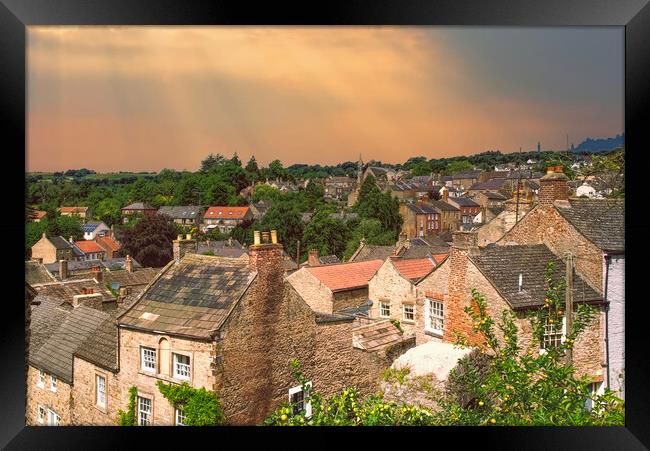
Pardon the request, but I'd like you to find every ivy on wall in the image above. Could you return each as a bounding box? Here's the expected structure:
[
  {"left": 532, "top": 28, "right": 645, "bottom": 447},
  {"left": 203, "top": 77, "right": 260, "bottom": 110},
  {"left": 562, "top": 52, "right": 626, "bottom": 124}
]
[
  {"left": 156, "top": 381, "right": 226, "bottom": 426},
  {"left": 117, "top": 386, "right": 138, "bottom": 426}
]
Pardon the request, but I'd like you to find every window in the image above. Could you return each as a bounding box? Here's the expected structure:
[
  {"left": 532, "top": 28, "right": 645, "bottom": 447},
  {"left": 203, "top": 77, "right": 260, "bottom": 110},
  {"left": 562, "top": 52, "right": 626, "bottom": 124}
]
[
  {"left": 37, "top": 405, "right": 45, "bottom": 424},
  {"left": 175, "top": 407, "right": 186, "bottom": 426},
  {"left": 403, "top": 304, "right": 415, "bottom": 322},
  {"left": 379, "top": 302, "right": 391, "bottom": 318},
  {"left": 288, "top": 382, "right": 312, "bottom": 417},
  {"left": 585, "top": 382, "right": 603, "bottom": 411},
  {"left": 37, "top": 370, "right": 45, "bottom": 388},
  {"left": 138, "top": 396, "right": 152, "bottom": 426},
  {"left": 47, "top": 409, "right": 60, "bottom": 426},
  {"left": 141, "top": 347, "right": 157, "bottom": 373},
  {"left": 173, "top": 353, "right": 191, "bottom": 380},
  {"left": 96, "top": 375, "right": 106, "bottom": 408},
  {"left": 50, "top": 375, "right": 57, "bottom": 393},
  {"left": 540, "top": 316, "right": 566, "bottom": 353},
  {"left": 425, "top": 298, "right": 444, "bottom": 335}
]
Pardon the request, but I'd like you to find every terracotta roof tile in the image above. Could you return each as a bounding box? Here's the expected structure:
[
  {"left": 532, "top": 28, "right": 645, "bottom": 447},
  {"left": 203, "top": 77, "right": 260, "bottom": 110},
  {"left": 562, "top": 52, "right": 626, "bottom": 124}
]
[
  {"left": 306, "top": 259, "right": 383, "bottom": 292},
  {"left": 74, "top": 240, "right": 106, "bottom": 254},
  {"left": 59, "top": 206, "right": 88, "bottom": 214},
  {"left": 391, "top": 258, "right": 436, "bottom": 281},
  {"left": 204, "top": 206, "right": 251, "bottom": 219},
  {"left": 96, "top": 235, "right": 121, "bottom": 252}
]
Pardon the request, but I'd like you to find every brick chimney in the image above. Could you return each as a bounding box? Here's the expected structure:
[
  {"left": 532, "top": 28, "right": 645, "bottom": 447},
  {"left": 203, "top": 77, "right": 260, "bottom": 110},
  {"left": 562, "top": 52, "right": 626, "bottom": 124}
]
[
  {"left": 447, "top": 231, "right": 482, "bottom": 345},
  {"left": 539, "top": 166, "right": 569, "bottom": 207},
  {"left": 91, "top": 265, "right": 103, "bottom": 283},
  {"left": 173, "top": 234, "right": 198, "bottom": 262},
  {"left": 59, "top": 260, "right": 68, "bottom": 280},
  {"left": 308, "top": 249, "right": 320, "bottom": 267},
  {"left": 248, "top": 229, "right": 285, "bottom": 301},
  {"left": 125, "top": 255, "right": 133, "bottom": 273},
  {"left": 442, "top": 187, "right": 449, "bottom": 203}
]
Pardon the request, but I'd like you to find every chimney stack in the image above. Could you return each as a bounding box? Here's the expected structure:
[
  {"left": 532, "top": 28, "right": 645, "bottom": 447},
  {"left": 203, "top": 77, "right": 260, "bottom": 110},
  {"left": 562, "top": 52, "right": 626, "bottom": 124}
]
[
  {"left": 248, "top": 230, "right": 285, "bottom": 307},
  {"left": 173, "top": 235, "right": 198, "bottom": 262},
  {"left": 69, "top": 236, "right": 74, "bottom": 245},
  {"left": 308, "top": 249, "right": 320, "bottom": 267},
  {"left": 539, "top": 166, "right": 569, "bottom": 207},
  {"left": 125, "top": 255, "right": 133, "bottom": 273},
  {"left": 59, "top": 260, "right": 68, "bottom": 280},
  {"left": 442, "top": 187, "right": 449, "bottom": 203},
  {"left": 92, "top": 265, "right": 103, "bottom": 283}
]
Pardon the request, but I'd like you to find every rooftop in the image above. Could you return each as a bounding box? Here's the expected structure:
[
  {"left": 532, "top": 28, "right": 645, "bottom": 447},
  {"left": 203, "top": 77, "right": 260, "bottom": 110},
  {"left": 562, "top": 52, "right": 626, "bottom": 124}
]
[
  {"left": 74, "top": 240, "right": 106, "bottom": 254},
  {"left": 391, "top": 257, "right": 436, "bottom": 281},
  {"left": 306, "top": 259, "right": 383, "bottom": 292},
  {"left": 122, "top": 202, "right": 155, "bottom": 210},
  {"left": 158, "top": 205, "right": 204, "bottom": 219},
  {"left": 469, "top": 179, "right": 509, "bottom": 191},
  {"left": 25, "top": 261, "right": 56, "bottom": 285},
  {"left": 204, "top": 206, "right": 250, "bottom": 220},
  {"left": 554, "top": 198, "right": 624, "bottom": 252}
]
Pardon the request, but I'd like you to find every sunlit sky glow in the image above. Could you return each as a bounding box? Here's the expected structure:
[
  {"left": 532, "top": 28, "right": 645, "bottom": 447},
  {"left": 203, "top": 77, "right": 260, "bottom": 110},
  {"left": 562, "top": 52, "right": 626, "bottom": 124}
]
[{"left": 27, "top": 26, "right": 623, "bottom": 172}]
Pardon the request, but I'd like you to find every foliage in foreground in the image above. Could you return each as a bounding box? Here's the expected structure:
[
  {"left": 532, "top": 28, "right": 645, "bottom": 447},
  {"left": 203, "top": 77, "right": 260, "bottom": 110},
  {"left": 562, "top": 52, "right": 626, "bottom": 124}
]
[
  {"left": 264, "top": 264, "right": 624, "bottom": 426},
  {"left": 157, "top": 381, "right": 226, "bottom": 426}
]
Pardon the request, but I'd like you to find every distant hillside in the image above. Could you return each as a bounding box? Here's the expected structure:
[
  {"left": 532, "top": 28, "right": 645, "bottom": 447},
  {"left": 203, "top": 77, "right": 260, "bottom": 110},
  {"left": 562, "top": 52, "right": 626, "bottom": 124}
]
[{"left": 572, "top": 134, "right": 624, "bottom": 153}]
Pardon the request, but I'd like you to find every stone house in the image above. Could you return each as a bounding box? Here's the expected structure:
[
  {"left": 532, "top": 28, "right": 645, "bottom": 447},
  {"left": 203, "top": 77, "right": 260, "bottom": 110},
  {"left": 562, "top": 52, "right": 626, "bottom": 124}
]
[
  {"left": 286, "top": 259, "right": 383, "bottom": 314},
  {"left": 31, "top": 210, "right": 47, "bottom": 222},
  {"left": 324, "top": 176, "right": 355, "bottom": 200},
  {"left": 121, "top": 202, "right": 157, "bottom": 224},
  {"left": 368, "top": 256, "right": 443, "bottom": 336},
  {"left": 447, "top": 196, "right": 481, "bottom": 225},
  {"left": 157, "top": 206, "right": 205, "bottom": 227},
  {"left": 59, "top": 206, "right": 91, "bottom": 220},
  {"left": 451, "top": 170, "right": 482, "bottom": 190},
  {"left": 95, "top": 234, "right": 122, "bottom": 259},
  {"left": 413, "top": 232, "right": 605, "bottom": 386},
  {"left": 202, "top": 206, "right": 253, "bottom": 233},
  {"left": 498, "top": 167, "right": 625, "bottom": 396},
  {"left": 249, "top": 201, "right": 270, "bottom": 220},
  {"left": 116, "top": 232, "right": 405, "bottom": 425},
  {"left": 475, "top": 196, "right": 534, "bottom": 247},
  {"left": 73, "top": 240, "right": 107, "bottom": 261},
  {"left": 31, "top": 234, "right": 74, "bottom": 264},
  {"left": 82, "top": 221, "right": 110, "bottom": 241}
]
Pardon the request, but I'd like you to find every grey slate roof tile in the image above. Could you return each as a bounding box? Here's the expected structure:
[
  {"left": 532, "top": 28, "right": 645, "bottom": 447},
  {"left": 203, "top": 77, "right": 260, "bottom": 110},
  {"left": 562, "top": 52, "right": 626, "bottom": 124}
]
[{"left": 554, "top": 198, "right": 624, "bottom": 252}]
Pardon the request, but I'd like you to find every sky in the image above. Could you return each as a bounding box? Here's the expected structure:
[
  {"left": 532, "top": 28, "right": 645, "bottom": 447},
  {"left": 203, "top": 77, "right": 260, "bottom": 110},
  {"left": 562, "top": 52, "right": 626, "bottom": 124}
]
[{"left": 27, "top": 26, "right": 624, "bottom": 172}]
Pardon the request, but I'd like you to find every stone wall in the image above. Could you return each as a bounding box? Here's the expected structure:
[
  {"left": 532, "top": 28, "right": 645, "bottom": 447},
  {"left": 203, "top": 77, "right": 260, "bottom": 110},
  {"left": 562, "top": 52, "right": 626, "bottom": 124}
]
[
  {"left": 71, "top": 357, "right": 120, "bottom": 425},
  {"left": 414, "top": 261, "right": 450, "bottom": 345},
  {"left": 286, "top": 268, "right": 334, "bottom": 313},
  {"left": 26, "top": 366, "right": 72, "bottom": 425},
  {"left": 332, "top": 288, "right": 370, "bottom": 312},
  {"left": 31, "top": 238, "right": 58, "bottom": 264},
  {"left": 117, "top": 328, "right": 217, "bottom": 425},
  {"left": 368, "top": 260, "right": 418, "bottom": 334}
]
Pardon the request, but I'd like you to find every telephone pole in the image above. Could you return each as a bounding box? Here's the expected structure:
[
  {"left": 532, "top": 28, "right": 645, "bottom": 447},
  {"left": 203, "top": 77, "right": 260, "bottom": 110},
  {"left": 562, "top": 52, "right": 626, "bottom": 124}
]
[
  {"left": 565, "top": 252, "right": 574, "bottom": 364},
  {"left": 515, "top": 173, "right": 521, "bottom": 223},
  {"left": 296, "top": 240, "right": 301, "bottom": 264}
]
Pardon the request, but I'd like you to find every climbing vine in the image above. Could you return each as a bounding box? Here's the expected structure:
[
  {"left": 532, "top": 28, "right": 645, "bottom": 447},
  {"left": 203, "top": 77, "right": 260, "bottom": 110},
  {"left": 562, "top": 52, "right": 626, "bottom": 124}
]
[
  {"left": 156, "top": 381, "right": 226, "bottom": 425},
  {"left": 117, "top": 386, "right": 138, "bottom": 426}
]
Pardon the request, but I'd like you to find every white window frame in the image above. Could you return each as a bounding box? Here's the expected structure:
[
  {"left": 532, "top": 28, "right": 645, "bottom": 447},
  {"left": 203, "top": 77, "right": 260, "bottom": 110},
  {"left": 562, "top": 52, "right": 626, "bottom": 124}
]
[
  {"left": 137, "top": 396, "right": 152, "bottom": 426},
  {"left": 37, "top": 405, "right": 45, "bottom": 424},
  {"left": 37, "top": 370, "right": 45, "bottom": 389},
  {"left": 540, "top": 316, "right": 566, "bottom": 354},
  {"left": 379, "top": 302, "right": 391, "bottom": 318},
  {"left": 141, "top": 347, "right": 157, "bottom": 373},
  {"left": 424, "top": 298, "right": 444, "bottom": 336},
  {"left": 288, "top": 382, "right": 312, "bottom": 418},
  {"left": 47, "top": 409, "right": 60, "bottom": 426},
  {"left": 175, "top": 407, "right": 186, "bottom": 426},
  {"left": 172, "top": 353, "right": 191, "bottom": 381},
  {"left": 50, "top": 375, "right": 57, "bottom": 393},
  {"left": 96, "top": 374, "right": 106, "bottom": 408},
  {"left": 402, "top": 304, "right": 415, "bottom": 323}
]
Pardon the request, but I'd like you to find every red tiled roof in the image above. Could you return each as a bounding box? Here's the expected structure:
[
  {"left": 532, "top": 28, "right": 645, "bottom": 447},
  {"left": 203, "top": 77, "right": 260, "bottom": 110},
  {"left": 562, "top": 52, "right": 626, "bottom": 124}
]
[
  {"left": 59, "top": 206, "right": 88, "bottom": 214},
  {"left": 74, "top": 240, "right": 106, "bottom": 254},
  {"left": 391, "top": 258, "right": 436, "bottom": 281},
  {"left": 96, "top": 236, "right": 121, "bottom": 252},
  {"left": 431, "top": 253, "right": 449, "bottom": 265},
  {"left": 306, "top": 259, "right": 383, "bottom": 292},
  {"left": 204, "top": 206, "right": 250, "bottom": 219},
  {"left": 33, "top": 210, "right": 47, "bottom": 219}
]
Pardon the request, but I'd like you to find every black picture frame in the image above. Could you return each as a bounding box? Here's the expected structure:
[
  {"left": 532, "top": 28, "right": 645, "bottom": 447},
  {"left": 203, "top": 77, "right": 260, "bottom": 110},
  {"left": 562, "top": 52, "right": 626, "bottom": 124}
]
[{"left": 2, "top": 0, "right": 648, "bottom": 449}]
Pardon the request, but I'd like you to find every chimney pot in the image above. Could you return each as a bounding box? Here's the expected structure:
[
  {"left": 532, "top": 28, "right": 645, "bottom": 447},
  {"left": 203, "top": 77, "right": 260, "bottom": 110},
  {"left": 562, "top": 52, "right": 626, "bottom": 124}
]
[
  {"left": 253, "top": 230, "right": 261, "bottom": 245},
  {"left": 271, "top": 230, "right": 278, "bottom": 244},
  {"left": 308, "top": 249, "right": 320, "bottom": 266},
  {"left": 261, "top": 231, "right": 271, "bottom": 244},
  {"left": 186, "top": 233, "right": 192, "bottom": 240}
]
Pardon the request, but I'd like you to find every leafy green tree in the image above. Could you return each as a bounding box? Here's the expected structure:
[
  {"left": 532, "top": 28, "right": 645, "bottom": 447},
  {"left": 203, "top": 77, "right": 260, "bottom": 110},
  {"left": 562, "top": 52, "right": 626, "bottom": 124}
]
[
  {"left": 411, "top": 161, "right": 433, "bottom": 176},
  {"left": 26, "top": 220, "right": 47, "bottom": 258},
  {"left": 267, "top": 159, "right": 287, "bottom": 181},
  {"left": 304, "top": 181, "right": 325, "bottom": 212},
  {"left": 302, "top": 212, "right": 349, "bottom": 258},
  {"left": 343, "top": 218, "right": 395, "bottom": 260},
  {"left": 245, "top": 155, "right": 259, "bottom": 174},
  {"left": 253, "top": 202, "right": 303, "bottom": 258},
  {"left": 95, "top": 198, "right": 122, "bottom": 226},
  {"left": 230, "top": 152, "right": 242, "bottom": 167},
  {"left": 200, "top": 153, "right": 225, "bottom": 173},
  {"left": 202, "top": 178, "right": 237, "bottom": 206},
  {"left": 252, "top": 184, "right": 282, "bottom": 203},
  {"left": 118, "top": 214, "right": 177, "bottom": 267},
  {"left": 444, "top": 160, "right": 473, "bottom": 176},
  {"left": 175, "top": 174, "right": 204, "bottom": 205}
]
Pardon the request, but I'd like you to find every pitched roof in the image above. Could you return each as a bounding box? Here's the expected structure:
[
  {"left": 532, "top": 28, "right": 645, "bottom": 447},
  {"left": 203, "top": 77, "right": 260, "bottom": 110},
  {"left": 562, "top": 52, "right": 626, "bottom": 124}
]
[
  {"left": 95, "top": 235, "right": 121, "bottom": 252},
  {"left": 25, "top": 261, "right": 56, "bottom": 285},
  {"left": 405, "top": 203, "right": 438, "bottom": 215},
  {"left": 391, "top": 257, "right": 436, "bottom": 281},
  {"left": 82, "top": 221, "right": 106, "bottom": 233},
  {"left": 553, "top": 198, "right": 624, "bottom": 252},
  {"left": 196, "top": 239, "right": 247, "bottom": 257},
  {"left": 74, "top": 240, "right": 106, "bottom": 254},
  {"left": 319, "top": 255, "right": 341, "bottom": 265},
  {"left": 352, "top": 320, "right": 404, "bottom": 351},
  {"left": 429, "top": 200, "right": 460, "bottom": 212},
  {"left": 158, "top": 206, "right": 204, "bottom": 219},
  {"left": 59, "top": 206, "right": 88, "bottom": 214},
  {"left": 483, "top": 191, "right": 509, "bottom": 200},
  {"left": 349, "top": 244, "right": 395, "bottom": 262},
  {"left": 469, "top": 179, "right": 509, "bottom": 190},
  {"left": 306, "top": 259, "right": 383, "bottom": 292},
  {"left": 203, "top": 206, "right": 250, "bottom": 220},
  {"left": 452, "top": 170, "right": 482, "bottom": 180},
  {"left": 32, "top": 210, "right": 47, "bottom": 220},
  {"left": 30, "top": 303, "right": 115, "bottom": 382},
  {"left": 471, "top": 244, "right": 602, "bottom": 310},
  {"left": 122, "top": 202, "right": 155, "bottom": 210},
  {"left": 118, "top": 254, "right": 257, "bottom": 338},
  {"left": 105, "top": 267, "right": 160, "bottom": 288},
  {"left": 34, "top": 279, "right": 116, "bottom": 305},
  {"left": 448, "top": 197, "right": 480, "bottom": 208},
  {"left": 48, "top": 236, "right": 73, "bottom": 250}
]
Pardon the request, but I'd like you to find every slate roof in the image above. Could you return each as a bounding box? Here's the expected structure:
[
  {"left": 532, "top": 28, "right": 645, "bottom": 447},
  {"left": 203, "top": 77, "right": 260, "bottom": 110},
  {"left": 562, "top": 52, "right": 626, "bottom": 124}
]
[
  {"left": 104, "top": 257, "right": 142, "bottom": 271},
  {"left": 405, "top": 203, "right": 438, "bottom": 215},
  {"left": 30, "top": 303, "right": 115, "bottom": 382},
  {"left": 397, "top": 238, "right": 450, "bottom": 259},
  {"left": 122, "top": 202, "right": 155, "bottom": 211},
  {"left": 352, "top": 320, "right": 404, "bottom": 351},
  {"left": 471, "top": 244, "right": 602, "bottom": 310},
  {"left": 554, "top": 198, "right": 624, "bottom": 252},
  {"left": 469, "top": 179, "right": 508, "bottom": 190},
  {"left": 306, "top": 260, "right": 383, "bottom": 292},
  {"left": 349, "top": 244, "right": 395, "bottom": 262},
  {"left": 25, "top": 261, "right": 56, "bottom": 285},
  {"left": 82, "top": 221, "right": 106, "bottom": 233},
  {"left": 158, "top": 206, "right": 204, "bottom": 220},
  {"left": 329, "top": 212, "right": 359, "bottom": 222},
  {"left": 448, "top": 197, "right": 480, "bottom": 208},
  {"left": 34, "top": 279, "right": 116, "bottom": 305},
  {"left": 118, "top": 254, "right": 257, "bottom": 339},
  {"left": 49, "top": 236, "right": 73, "bottom": 250},
  {"left": 452, "top": 170, "right": 482, "bottom": 180},
  {"left": 197, "top": 239, "right": 246, "bottom": 257},
  {"left": 429, "top": 200, "right": 460, "bottom": 212},
  {"left": 319, "top": 255, "right": 341, "bottom": 265},
  {"left": 483, "top": 191, "right": 509, "bottom": 200},
  {"left": 104, "top": 267, "right": 160, "bottom": 288}
]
